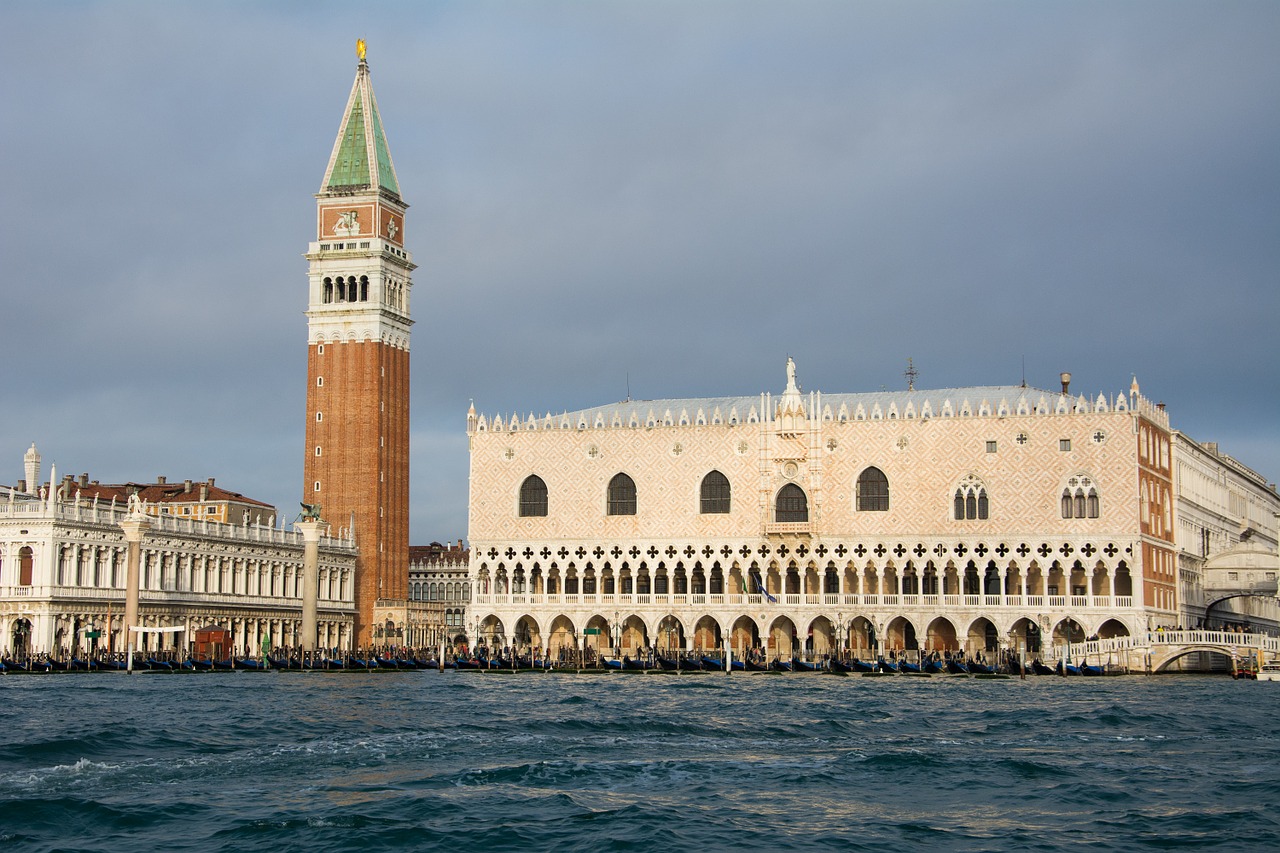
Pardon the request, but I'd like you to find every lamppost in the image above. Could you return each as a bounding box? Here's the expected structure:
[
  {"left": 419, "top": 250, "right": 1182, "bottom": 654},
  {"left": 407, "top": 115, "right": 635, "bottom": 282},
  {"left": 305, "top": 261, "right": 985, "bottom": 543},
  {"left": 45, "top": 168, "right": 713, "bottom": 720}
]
[{"left": 613, "top": 610, "right": 620, "bottom": 656}]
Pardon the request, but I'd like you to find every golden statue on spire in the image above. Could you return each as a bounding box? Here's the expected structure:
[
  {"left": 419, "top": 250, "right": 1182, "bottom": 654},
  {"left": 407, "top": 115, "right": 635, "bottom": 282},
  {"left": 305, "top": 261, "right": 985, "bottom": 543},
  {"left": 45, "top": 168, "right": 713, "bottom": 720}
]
[{"left": 357, "top": 39, "right": 367, "bottom": 61}]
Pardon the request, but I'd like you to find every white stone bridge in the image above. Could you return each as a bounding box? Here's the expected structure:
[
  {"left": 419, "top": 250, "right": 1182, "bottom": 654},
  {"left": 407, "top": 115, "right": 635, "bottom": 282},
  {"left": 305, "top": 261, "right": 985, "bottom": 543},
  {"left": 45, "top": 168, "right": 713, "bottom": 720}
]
[{"left": 1065, "top": 630, "right": 1280, "bottom": 672}]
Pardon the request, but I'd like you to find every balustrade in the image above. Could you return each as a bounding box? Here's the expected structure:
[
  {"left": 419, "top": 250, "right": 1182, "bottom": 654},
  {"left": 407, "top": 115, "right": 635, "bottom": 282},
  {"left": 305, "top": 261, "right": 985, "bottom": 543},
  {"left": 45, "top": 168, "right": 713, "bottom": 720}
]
[{"left": 469, "top": 589, "right": 1142, "bottom": 612}]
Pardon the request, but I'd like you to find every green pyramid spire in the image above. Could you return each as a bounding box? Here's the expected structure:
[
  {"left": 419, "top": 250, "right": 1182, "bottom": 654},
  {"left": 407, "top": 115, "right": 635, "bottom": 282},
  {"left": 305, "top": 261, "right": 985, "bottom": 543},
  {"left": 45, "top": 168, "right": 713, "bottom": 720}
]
[{"left": 322, "top": 54, "right": 400, "bottom": 197}]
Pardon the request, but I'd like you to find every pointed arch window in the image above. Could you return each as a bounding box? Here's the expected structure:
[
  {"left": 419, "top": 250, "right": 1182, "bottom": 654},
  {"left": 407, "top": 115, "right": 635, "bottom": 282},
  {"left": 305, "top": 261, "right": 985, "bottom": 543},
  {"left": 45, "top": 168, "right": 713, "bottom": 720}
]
[
  {"left": 1061, "top": 475, "right": 1100, "bottom": 519},
  {"left": 775, "top": 484, "right": 808, "bottom": 523},
  {"left": 700, "top": 471, "right": 731, "bottom": 514},
  {"left": 608, "top": 473, "right": 636, "bottom": 516},
  {"left": 953, "top": 475, "right": 989, "bottom": 521},
  {"left": 856, "top": 466, "right": 889, "bottom": 512},
  {"left": 519, "top": 475, "right": 548, "bottom": 517}
]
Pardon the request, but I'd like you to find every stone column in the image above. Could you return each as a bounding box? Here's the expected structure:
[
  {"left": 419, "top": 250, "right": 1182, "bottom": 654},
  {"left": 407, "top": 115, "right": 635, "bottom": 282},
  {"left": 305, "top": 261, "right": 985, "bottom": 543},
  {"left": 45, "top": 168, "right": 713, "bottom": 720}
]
[
  {"left": 297, "top": 520, "right": 325, "bottom": 651},
  {"left": 120, "top": 515, "right": 153, "bottom": 670}
]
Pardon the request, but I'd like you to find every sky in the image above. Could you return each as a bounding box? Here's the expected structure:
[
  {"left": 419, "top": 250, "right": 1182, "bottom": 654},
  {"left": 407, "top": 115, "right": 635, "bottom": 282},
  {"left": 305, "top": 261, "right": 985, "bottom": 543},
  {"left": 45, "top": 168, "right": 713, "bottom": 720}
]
[{"left": 3, "top": 1, "right": 1278, "bottom": 544}]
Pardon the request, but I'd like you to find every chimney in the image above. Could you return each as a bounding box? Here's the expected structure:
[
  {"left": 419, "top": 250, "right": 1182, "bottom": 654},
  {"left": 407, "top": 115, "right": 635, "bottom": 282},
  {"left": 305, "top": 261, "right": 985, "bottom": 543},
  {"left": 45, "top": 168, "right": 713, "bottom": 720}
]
[
  {"left": 17, "top": 479, "right": 26, "bottom": 493},
  {"left": 79, "top": 473, "right": 89, "bottom": 488},
  {"left": 184, "top": 479, "right": 193, "bottom": 493},
  {"left": 207, "top": 477, "right": 215, "bottom": 487},
  {"left": 157, "top": 475, "right": 167, "bottom": 485},
  {"left": 1059, "top": 372, "right": 1071, "bottom": 396},
  {"left": 199, "top": 483, "right": 209, "bottom": 501}
]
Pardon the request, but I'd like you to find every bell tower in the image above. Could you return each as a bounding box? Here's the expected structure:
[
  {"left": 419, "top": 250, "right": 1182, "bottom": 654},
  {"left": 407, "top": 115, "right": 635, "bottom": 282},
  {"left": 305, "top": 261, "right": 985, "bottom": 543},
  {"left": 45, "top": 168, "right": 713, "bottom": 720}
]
[{"left": 304, "top": 41, "right": 413, "bottom": 648}]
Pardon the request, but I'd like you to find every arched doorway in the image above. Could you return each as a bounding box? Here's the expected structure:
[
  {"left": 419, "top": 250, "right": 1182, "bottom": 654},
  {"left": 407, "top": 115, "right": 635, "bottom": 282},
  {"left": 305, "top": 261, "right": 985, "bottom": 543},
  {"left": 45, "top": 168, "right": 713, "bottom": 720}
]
[
  {"left": 925, "top": 617, "right": 958, "bottom": 652},
  {"left": 967, "top": 617, "right": 998, "bottom": 657},
  {"left": 769, "top": 616, "right": 798, "bottom": 659},
  {"left": 849, "top": 616, "right": 875, "bottom": 655},
  {"left": 657, "top": 615, "right": 685, "bottom": 653},
  {"left": 1009, "top": 617, "right": 1042, "bottom": 656},
  {"left": 730, "top": 616, "right": 760, "bottom": 658},
  {"left": 11, "top": 618, "right": 32, "bottom": 656},
  {"left": 621, "top": 614, "right": 649, "bottom": 653},
  {"left": 1095, "top": 618, "right": 1130, "bottom": 640},
  {"left": 513, "top": 615, "right": 541, "bottom": 651},
  {"left": 885, "top": 616, "right": 917, "bottom": 652},
  {"left": 547, "top": 615, "right": 576, "bottom": 659},
  {"left": 693, "top": 615, "right": 721, "bottom": 651},
  {"left": 807, "top": 615, "right": 835, "bottom": 658}
]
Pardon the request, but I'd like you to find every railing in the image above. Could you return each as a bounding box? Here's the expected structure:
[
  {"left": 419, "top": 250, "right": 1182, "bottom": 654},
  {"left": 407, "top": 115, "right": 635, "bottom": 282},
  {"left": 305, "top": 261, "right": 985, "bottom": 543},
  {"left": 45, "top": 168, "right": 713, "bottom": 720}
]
[
  {"left": 472, "top": 591, "right": 1140, "bottom": 610},
  {"left": 0, "top": 499, "right": 355, "bottom": 551},
  {"left": 1073, "top": 630, "right": 1280, "bottom": 660},
  {"left": 0, "top": 584, "right": 353, "bottom": 609}
]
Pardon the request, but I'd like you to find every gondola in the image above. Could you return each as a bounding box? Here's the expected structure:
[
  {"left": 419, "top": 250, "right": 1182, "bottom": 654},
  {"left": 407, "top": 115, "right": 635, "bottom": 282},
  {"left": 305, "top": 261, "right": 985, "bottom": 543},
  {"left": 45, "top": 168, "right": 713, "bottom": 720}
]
[
  {"left": 899, "top": 660, "right": 923, "bottom": 674},
  {"left": 1031, "top": 659, "right": 1055, "bottom": 676},
  {"left": 967, "top": 661, "right": 995, "bottom": 675},
  {"left": 146, "top": 658, "right": 175, "bottom": 672},
  {"left": 235, "top": 658, "right": 268, "bottom": 671},
  {"left": 655, "top": 653, "right": 680, "bottom": 671},
  {"left": 922, "top": 659, "right": 945, "bottom": 675},
  {"left": 1056, "top": 661, "right": 1081, "bottom": 676},
  {"left": 744, "top": 658, "right": 770, "bottom": 672},
  {"left": 792, "top": 658, "right": 822, "bottom": 673},
  {"left": 877, "top": 659, "right": 899, "bottom": 674},
  {"left": 945, "top": 660, "right": 970, "bottom": 675},
  {"left": 769, "top": 658, "right": 793, "bottom": 672},
  {"left": 700, "top": 656, "right": 726, "bottom": 672},
  {"left": 1080, "top": 663, "right": 1104, "bottom": 676}
]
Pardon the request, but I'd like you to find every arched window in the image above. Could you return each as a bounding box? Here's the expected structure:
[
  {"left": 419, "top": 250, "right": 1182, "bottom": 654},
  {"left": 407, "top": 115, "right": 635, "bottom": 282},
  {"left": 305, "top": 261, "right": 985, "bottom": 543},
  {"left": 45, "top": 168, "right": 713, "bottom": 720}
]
[
  {"left": 856, "top": 466, "right": 889, "bottom": 512},
  {"left": 608, "top": 473, "right": 636, "bottom": 516},
  {"left": 519, "top": 475, "right": 548, "bottom": 517},
  {"left": 359, "top": 275, "right": 370, "bottom": 301},
  {"left": 953, "top": 475, "right": 989, "bottom": 521},
  {"left": 700, "top": 471, "right": 731, "bottom": 514},
  {"left": 323, "top": 277, "right": 334, "bottom": 304},
  {"left": 1061, "top": 475, "right": 1100, "bottom": 519},
  {"left": 775, "top": 484, "right": 808, "bottom": 523}
]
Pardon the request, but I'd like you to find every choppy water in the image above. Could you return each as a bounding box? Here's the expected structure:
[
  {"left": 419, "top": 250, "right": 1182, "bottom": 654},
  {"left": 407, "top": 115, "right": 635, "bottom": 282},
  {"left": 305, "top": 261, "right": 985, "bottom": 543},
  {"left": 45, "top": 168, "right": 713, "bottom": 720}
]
[{"left": 1, "top": 672, "right": 1276, "bottom": 852}]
